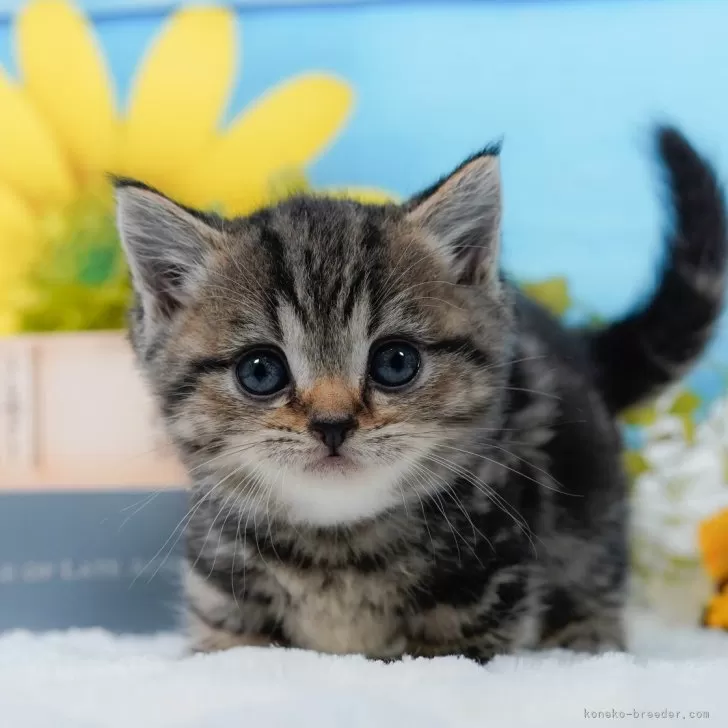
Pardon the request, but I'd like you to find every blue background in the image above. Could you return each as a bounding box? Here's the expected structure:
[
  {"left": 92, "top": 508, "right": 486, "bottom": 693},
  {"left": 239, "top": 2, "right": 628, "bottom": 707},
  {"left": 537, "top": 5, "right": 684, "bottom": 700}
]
[{"left": 1, "top": 0, "right": 728, "bottom": 391}]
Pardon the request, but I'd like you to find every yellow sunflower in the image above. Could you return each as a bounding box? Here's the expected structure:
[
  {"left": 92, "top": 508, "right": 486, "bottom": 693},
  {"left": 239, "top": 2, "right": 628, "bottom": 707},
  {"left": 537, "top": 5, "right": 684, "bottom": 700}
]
[{"left": 0, "top": 0, "right": 390, "bottom": 334}]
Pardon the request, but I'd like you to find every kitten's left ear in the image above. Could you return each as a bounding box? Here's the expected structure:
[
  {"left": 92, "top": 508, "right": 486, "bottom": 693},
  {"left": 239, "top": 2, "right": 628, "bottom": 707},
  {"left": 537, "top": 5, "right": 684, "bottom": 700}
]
[
  {"left": 113, "top": 178, "right": 226, "bottom": 327},
  {"left": 405, "top": 147, "right": 501, "bottom": 285}
]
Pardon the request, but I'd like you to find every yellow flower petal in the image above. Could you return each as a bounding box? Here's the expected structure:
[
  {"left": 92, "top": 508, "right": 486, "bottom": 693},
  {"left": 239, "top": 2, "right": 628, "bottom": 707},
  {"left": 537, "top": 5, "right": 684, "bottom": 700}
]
[
  {"left": 0, "top": 183, "right": 37, "bottom": 245},
  {"left": 321, "top": 186, "right": 397, "bottom": 205},
  {"left": 0, "top": 185, "right": 39, "bottom": 332},
  {"left": 184, "top": 73, "right": 353, "bottom": 215},
  {"left": 118, "top": 6, "right": 236, "bottom": 192},
  {"left": 0, "top": 68, "right": 75, "bottom": 205},
  {"left": 16, "top": 0, "right": 118, "bottom": 179},
  {"left": 699, "top": 508, "right": 728, "bottom": 584},
  {"left": 0, "top": 310, "right": 20, "bottom": 336},
  {"left": 705, "top": 590, "right": 728, "bottom": 630}
]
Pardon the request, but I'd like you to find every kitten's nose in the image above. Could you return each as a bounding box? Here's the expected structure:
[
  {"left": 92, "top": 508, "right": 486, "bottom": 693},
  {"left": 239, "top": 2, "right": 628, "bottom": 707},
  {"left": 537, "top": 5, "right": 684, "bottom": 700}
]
[{"left": 309, "top": 417, "right": 357, "bottom": 455}]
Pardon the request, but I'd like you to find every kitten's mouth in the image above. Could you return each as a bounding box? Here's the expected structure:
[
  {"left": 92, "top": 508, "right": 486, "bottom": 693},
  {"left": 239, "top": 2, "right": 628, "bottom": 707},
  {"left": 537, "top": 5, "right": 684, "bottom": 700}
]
[{"left": 302, "top": 454, "right": 360, "bottom": 475}]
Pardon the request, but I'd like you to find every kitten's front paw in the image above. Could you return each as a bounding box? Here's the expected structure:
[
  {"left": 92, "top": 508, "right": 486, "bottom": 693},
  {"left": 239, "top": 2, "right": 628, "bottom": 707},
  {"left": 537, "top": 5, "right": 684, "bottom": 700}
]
[
  {"left": 189, "top": 625, "right": 273, "bottom": 655},
  {"left": 539, "top": 619, "right": 627, "bottom": 654},
  {"left": 406, "top": 641, "right": 497, "bottom": 664}
]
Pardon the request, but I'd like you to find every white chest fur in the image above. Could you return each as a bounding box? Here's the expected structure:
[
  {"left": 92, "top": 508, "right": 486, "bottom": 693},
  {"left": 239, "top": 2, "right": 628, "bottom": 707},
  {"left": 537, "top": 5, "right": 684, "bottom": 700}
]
[{"left": 273, "top": 565, "right": 407, "bottom": 658}]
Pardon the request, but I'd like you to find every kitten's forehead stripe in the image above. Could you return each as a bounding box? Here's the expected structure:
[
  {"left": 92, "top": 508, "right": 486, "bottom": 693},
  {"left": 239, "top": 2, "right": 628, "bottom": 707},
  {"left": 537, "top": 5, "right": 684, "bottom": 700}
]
[
  {"left": 258, "top": 224, "right": 305, "bottom": 328},
  {"left": 253, "top": 198, "right": 390, "bottom": 337},
  {"left": 360, "top": 218, "right": 387, "bottom": 333},
  {"left": 342, "top": 265, "right": 368, "bottom": 322}
]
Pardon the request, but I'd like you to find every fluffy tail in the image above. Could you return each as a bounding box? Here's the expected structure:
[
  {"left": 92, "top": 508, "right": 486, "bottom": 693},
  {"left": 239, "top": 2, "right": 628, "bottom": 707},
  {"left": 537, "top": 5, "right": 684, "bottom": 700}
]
[{"left": 587, "top": 125, "right": 728, "bottom": 414}]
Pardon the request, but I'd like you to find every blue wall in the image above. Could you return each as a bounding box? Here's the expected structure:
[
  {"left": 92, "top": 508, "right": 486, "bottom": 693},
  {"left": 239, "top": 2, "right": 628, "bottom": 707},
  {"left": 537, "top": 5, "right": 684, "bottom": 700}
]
[{"left": 2, "top": 0, "right": 728, "bottom": 374}]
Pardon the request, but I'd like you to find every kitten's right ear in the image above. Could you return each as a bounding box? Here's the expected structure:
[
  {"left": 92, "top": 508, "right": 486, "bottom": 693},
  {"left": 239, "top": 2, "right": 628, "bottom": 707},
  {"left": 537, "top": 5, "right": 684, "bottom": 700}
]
[
  {"left": 114, "top": 179, "right": 224, "bottom": 323},
  {"left": 405, "top": 146, "right": 502, "bottom": 285}
]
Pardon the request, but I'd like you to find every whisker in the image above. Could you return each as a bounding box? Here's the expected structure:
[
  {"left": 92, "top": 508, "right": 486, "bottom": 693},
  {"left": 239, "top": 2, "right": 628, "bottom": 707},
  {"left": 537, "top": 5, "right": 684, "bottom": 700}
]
[
  {"left": 500, "top": 385, "right": 561, "bottom": 401},
  {"left": 410, "top": 462, "right": 463, "bottom": 565},
  {"left": 402, "top": 473, "right": 437, "bottom": 565},
  {"left": 118, "top": 491, "right": 162, "bottom": 531},
  {"left": 422, "top": 452, "right": 539, "bottom": 556},
  {"left": 250, "top": 477, "right": 275, "bottom": 572},
  {"left": 208, "top": 486, "right": 246, "bottom": 580},
  {"left": 405, "top": 295, "right": 466, "bottom": 311},
  {"left": 439, "top": 443, "right": 572, "bottom": 496},
  {"left": 481, "top": 441, "right": 579, "bottom": 497},
  {"left": 190, "top": 475, "right": 243, "bottom": 575},
  {"left": 131, "top": 478, "right": 224, "bottom": 588},
  {"left": 264, "top": 465, "right": 287, "bottom": 565},
  {"left": 185, "top": 441, "right": 269, "bottom": 477},
  {"left": 482, "top": 355, "right": 549, "bottom": 373},
  {"left": 238, "top": 466, "right": 269, "bottom": 602},
  {"left": 414, "top": 461, "right": 492, "bottom": 560},
  {"left": 417, "top": 463, "right": 495, "bottom": 566},
  {"left": 231, "top": 498, "right": 246, "bottom": 610}
]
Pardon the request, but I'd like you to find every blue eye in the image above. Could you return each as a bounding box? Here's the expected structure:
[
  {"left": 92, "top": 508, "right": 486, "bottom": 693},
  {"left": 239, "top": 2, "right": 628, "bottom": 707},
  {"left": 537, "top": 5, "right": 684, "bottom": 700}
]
[
  {"left": 235, "top": 349, "right": 289, "bottom": 397},
  {"left": 369, "top": 341, "right": 421, "bottom": 389}
]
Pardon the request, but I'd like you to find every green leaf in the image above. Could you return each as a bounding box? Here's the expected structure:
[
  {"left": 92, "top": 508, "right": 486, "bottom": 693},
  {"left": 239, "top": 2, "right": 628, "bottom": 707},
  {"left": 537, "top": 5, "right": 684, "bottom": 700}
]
[
  {"left": 521, "top": 277, "right": 571, "bottom": 317},
  {"left": 624, "top": 450, "right": 650, "bottom": 479},
  {"left": 678, "top": 413, "right": 697, "bottom": 445},
  {"left": 622, "top": 404, "right": 658, "bottom": 427},
  {"left": 77, "top": 243, "right": 118, "bottom": 285},
  {"left": 17, "top": 187, "right": 132, "bottom": 334},
  {"left": 669, "top": 390, "right": 701, "bottom": 416},
  {"left": 586, "top": 313, "right": 606, "bottom": 326}
]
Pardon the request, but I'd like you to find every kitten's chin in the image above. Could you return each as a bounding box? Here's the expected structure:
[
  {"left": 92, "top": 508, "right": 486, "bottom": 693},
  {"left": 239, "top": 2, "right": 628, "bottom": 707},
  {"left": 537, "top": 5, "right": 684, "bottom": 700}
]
[
  {"left": 301, "top": 454, "right": 360, "bottom": 476},
  {"left": 270, "top": 461, "right": 411, "bottom": 527}
]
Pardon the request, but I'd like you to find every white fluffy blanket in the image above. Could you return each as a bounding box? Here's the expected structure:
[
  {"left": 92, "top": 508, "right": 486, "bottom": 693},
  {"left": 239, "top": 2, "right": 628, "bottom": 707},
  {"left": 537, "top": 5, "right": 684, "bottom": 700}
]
[{"left": 1, "top": 613, "right": 727, "bottom": 727}]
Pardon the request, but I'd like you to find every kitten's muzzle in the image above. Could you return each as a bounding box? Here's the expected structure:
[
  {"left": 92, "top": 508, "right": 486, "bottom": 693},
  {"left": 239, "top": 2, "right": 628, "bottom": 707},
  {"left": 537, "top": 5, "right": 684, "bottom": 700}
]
[{"left": 308, "top": 416, "right": 358, "bottom": 455}]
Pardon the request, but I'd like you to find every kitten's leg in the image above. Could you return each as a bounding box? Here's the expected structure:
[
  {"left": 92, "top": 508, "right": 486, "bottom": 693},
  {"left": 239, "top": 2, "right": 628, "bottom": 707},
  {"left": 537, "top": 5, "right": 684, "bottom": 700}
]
[
  {"left": 538, "top": 588, "right": 627, "bottom": 654},
  {"left": 460, "top": 646, "right": 500, "bottom": 665},
  {"left": 538, "top": 497, "right": 629, "bottom": 655},
  {"left": 185, "top": 563, "right": 286, "bottom": 655},
  {"left": 405, "top": 639, "right": 505, "bottom": 665},
  {"left": 188, "top": 610, "right": 273, "bottom": 654},
  {"left": 538, "top": 616, "right": 626, "bottom": 653}
]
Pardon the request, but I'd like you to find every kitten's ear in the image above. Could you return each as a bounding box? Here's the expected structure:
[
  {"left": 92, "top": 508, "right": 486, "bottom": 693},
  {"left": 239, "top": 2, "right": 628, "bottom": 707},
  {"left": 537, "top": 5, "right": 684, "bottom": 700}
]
[
  {"left": 114, "top": 180, "right": 224, "bottom": 322},
  {"left": 405, "top": 148, "right": 501, "bottom": 284}
]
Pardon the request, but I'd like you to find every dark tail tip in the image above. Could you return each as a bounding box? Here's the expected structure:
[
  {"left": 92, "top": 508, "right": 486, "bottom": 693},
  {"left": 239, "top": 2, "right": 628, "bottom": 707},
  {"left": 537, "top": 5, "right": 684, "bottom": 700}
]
[
  {"left": 657, "top": 125, "right": 695, "bottom": 166},
  {"left": 656, "top": 124, "right": 727, "bottom": 269},
  {"left": 586, "top": 125, "right": 728, "bottom": 414}
]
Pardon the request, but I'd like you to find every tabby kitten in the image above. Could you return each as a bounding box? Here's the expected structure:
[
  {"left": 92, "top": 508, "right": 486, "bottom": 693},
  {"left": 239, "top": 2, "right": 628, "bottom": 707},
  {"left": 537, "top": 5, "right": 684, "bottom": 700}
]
[{"left": 115, "top": 126, "right": 726, "bottom": 661}]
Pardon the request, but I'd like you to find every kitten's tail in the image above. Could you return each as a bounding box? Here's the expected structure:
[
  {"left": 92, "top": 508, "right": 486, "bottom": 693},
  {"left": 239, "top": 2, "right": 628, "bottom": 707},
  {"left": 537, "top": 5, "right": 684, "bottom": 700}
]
[{"left": 587, "top": 125, "right": 728, "bottom": 414}]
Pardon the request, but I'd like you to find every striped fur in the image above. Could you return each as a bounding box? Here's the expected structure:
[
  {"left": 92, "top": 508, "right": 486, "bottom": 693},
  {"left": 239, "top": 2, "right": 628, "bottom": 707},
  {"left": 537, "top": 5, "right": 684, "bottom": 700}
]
[
  {"left": 114, "top": 124, "right": 725, "bottom": 661},
  {"left": 588, "top": 127, "right": 728, "bottom": 412}
]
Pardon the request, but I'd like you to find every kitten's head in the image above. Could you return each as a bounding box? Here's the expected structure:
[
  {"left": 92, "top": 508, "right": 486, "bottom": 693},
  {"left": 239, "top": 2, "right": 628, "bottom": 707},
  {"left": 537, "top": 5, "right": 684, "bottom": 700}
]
[{"left": 115, "top": 148, "right": 514, "bottom": 526}]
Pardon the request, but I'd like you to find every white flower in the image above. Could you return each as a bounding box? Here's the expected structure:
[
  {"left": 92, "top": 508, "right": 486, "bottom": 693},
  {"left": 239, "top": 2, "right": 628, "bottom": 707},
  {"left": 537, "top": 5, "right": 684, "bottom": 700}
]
[{"left": 630, "top": 388, "right": 728, "bottom": 622}]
